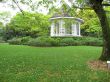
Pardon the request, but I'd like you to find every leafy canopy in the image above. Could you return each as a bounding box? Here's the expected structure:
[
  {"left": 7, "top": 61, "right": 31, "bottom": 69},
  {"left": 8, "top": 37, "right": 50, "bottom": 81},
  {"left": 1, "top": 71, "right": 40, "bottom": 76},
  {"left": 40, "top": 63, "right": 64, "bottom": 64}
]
[{"left": 6, "top": 11, "right": 50, "bottom": 37}]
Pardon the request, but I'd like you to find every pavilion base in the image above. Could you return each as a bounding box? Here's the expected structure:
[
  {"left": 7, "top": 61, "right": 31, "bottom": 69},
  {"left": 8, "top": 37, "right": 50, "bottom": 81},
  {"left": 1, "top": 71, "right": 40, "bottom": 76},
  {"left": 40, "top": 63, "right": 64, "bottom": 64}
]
[{"left": 50, "top": 35, "right": 82, "bottom": 37}]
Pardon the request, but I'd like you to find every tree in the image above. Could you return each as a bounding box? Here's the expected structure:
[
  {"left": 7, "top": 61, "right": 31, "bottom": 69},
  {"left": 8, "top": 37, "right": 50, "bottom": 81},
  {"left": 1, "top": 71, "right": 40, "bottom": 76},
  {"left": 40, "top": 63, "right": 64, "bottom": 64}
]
[
  {"left": 85, "top": 0, "right": 110, "bottom": 60},
  {"left": 77, "top": 10, "right": 102, "bottom": 37},
  {"left": 5, "top": 12, "right": 50, "bottom": 39}
]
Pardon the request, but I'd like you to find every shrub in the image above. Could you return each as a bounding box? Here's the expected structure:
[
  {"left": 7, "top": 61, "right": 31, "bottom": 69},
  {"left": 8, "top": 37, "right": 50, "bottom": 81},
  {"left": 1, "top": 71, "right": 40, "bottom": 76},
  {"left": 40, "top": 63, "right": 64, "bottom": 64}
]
[
  {"left": 54, "top": 37, "right": 103, "bottom": 46},
  {"left": 28, "top": 36, "right": 60, "bottom": 47},
  {"left": 60, "top": 38, "right": 83, "bottom": 46},
  {"left": 21, "top": 36, "right": 31, "bottom": 45},
  {"left": 7, "top": 36, "right": 103, "bottom": 47},
  {"left": 0, "top": 37, "right": 5, "bottom": 43},
  {"left": 8, "top": 38, "right": 22, "bottom": 45},
  {"left": 83, "top": 37, "right": 103, "bottom": 46},
  {"left": 8, "top": 36, "right": 32, "bottom": 45}
]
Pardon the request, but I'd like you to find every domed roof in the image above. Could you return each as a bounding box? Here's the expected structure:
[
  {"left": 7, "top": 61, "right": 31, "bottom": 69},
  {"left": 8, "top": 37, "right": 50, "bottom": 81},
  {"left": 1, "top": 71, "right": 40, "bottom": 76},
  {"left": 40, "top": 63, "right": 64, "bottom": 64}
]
[
  {"left": 51, "top": 12, "right": 71, "bottom": 18},
  {"left": 50, "top": 13, "right": 84, "bottom": 23}
]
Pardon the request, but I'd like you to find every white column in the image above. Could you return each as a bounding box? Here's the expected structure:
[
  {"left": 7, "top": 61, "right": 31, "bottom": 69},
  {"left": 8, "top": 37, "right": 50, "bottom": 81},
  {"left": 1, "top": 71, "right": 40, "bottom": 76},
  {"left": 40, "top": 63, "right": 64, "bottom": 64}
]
[
  {"left": 78, "top": 23, "right": 81, "bottom": 36},
  {"left": 50, "top": 22, "right": 55, "bottom": 36},
  {"left": 61, "top": 20, "right": 65, "bottom": 36},
  {"left": 59, "top": 20, "right": 63, "bottom": 36},
  {"left": 72, "top": 24, "right": 74, "bottom": 35},
  {"left": 59, "top": 21, "right": 60, "bottom": 36},
  {"left": 56, "top": 24, "right": 58, "bottom": 36},
  {"left": 72, "top": 24, "right": 77, "bottom": 36},
  {"left": 59, "top": 20, "right": 62, "bottom": 36}
]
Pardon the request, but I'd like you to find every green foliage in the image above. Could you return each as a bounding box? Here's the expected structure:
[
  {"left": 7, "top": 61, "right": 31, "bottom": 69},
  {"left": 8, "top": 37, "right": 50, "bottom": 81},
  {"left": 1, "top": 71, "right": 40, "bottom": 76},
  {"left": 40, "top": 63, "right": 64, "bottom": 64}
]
[
  {"left": 5, "top": 11, "right": 50, "bottom": 40},
  {"left": 8, "top": 36, "right": 31, "bottom": 45},
  {"left": 0, "top": 22, "right": 3, "bottom": 28},
  {"left": 0, "top": 22, "right": 4, "bottom": 36},
  {"left": 77, "top": 10, "right": 102, "bottom": 37},
  {"left": 8, "top": 37, "right": 22, "bottom": 45},
  {"left": 28, "top": 36, "right": 60, "bottom": 47},
  {"left": 60, "top": 37, "right": 103, "bottom": 46},
  {"left": 0, "top": 22, "right": 4, "bottom": 42},
  {"left": 8, "top": 36, "right": 103, "bottom": 47},
  {"left": 60, "top": 37, "right": 82, "bottom": 46},
  {"left": 104, "top": 7, "right": 110, "bottom": 26},
  {"left": 0, "top": 37, "right": 5, "bottom": 43}
]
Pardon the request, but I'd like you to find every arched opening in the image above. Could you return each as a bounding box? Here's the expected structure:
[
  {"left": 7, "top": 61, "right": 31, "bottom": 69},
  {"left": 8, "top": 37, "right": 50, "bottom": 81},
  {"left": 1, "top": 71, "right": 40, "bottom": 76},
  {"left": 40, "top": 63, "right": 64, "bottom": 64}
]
[{"left": 50, "top": 17, "right": 83, "bottom": 37}]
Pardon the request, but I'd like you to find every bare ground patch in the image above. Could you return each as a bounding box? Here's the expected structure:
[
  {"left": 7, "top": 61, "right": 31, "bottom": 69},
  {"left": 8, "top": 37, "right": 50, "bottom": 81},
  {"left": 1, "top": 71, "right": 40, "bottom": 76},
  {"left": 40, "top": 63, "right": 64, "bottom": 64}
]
[{"left": 88, "top": 60, "right": 109, "bottom": 71}]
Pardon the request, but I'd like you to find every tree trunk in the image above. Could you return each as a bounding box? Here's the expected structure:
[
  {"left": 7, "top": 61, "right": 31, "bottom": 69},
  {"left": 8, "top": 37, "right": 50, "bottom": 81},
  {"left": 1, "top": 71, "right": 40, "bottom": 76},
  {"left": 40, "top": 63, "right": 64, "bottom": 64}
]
[
  {"left": 97, "top": 8, "right": 110, "bottom": 61},
  {"left": 89, "top": 0, "right": 110, "bottom": 61}
]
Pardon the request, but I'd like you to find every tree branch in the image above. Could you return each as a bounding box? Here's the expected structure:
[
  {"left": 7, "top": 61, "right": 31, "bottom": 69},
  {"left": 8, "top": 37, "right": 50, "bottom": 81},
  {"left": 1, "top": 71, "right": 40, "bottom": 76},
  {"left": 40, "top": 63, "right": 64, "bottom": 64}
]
[
  {"left": 12, "top": 0, "right": 24, "bottom": 15},
  {"left": 72, "top": 5, "right": 92, "bottom": 10},
  {"left": 102, "top": 4, "right": 110, "bottom": 6}
]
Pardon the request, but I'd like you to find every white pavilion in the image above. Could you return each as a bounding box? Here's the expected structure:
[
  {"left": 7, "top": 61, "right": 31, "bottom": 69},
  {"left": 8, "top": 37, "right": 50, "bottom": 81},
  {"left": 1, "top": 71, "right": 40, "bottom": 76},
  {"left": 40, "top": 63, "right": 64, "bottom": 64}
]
[{"left": 50, "top": 13, "right": 84, "bottom": 37}]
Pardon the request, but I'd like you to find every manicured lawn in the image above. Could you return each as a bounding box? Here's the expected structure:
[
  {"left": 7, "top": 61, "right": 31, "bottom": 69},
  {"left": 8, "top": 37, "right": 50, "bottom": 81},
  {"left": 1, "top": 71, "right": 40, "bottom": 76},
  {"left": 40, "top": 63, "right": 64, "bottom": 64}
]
[{"left": 0, "top": 43, "right": 109, "bottom": 82}]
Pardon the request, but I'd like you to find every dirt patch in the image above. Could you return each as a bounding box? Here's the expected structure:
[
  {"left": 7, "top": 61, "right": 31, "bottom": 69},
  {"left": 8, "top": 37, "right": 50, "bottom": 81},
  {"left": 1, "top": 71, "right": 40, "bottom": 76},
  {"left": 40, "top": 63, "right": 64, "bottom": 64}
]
[{"left": 88, "top": 60, "right": 109, "bottom": 71}]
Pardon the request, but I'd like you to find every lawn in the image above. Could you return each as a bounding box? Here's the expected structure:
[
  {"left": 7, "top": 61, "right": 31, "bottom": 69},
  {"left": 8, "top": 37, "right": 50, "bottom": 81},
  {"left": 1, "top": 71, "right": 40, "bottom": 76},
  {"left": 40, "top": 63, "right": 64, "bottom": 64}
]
[{"left": 0, "top": 43, "right": 110, "bottom": 82}]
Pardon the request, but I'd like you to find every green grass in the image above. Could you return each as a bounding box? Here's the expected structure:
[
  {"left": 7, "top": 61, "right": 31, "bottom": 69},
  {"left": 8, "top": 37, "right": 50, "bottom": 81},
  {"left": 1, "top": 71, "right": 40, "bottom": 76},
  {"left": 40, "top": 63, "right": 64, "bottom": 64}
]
[{"left": 0, "top": 43, "right": 110, "bottom": 82}]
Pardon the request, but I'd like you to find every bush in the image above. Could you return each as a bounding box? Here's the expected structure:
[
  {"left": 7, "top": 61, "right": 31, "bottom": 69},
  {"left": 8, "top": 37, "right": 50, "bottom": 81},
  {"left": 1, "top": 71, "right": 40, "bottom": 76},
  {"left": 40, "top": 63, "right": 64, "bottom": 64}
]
[
  {"left": 8, "top": 36, "right": 32, "bottom": 45},
  {"left": 28, "top": 36, "right": 60, "bottom": 47},
  {"left": 7, "top": 36, "right": 103, "bottom": 47},
  {"left": 21, "top": 36, "right": 31, "bottom": 45},
  {"left": 83, "top": 37, "right": 103, "bottom": 46},
  {"left": 55, "top": 37, "right": 103, "bottom": 46},
  {"left": 60, "top": 38, "right": 82, "bottom": 46},
  {"left": 8, "top": 38, "right": 22, "bottom": 45},
  {"left": 0, "top": 37, "right": 5, "bottom": 43}
]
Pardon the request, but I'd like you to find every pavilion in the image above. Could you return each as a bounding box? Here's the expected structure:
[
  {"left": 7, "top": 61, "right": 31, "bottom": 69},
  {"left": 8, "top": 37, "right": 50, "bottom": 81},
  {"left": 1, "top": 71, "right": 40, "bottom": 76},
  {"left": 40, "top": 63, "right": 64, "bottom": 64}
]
[{"left": 50, "top": 13, "right": 84, "bottom": 37}]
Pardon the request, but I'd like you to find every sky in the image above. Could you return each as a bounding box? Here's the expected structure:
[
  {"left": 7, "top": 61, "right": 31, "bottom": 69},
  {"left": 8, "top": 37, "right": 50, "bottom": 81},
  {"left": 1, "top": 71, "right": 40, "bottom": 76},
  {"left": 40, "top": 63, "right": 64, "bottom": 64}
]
[
  {"left": 0, "top": 1, "right": 48, "bottom": 15},
  {"left": 0, "top": 1, "right": 49, "bottom": 25},
  {"left": 0, "top": 0, "right": 71, "bottom": 25},
  {"left": 0, "top": 0, "right": 71, "bottom": 14}
]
